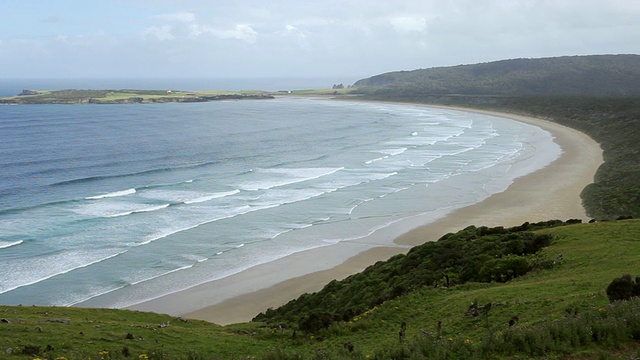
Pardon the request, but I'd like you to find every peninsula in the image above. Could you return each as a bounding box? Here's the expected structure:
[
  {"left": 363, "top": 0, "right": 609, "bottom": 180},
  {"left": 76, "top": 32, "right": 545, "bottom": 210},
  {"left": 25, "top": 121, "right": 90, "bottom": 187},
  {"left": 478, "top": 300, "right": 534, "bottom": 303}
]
[{"left": 0, "top": 89, "right": 275, "bottom": 104}]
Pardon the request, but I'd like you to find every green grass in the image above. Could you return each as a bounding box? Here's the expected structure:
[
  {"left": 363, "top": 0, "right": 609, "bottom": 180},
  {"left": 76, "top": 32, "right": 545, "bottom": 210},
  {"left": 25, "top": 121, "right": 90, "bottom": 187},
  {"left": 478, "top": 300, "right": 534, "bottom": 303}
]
[
  {"left": 2, "top": 220, "right": 640, "bottom": 359},
  {"left": 0, "top": 306, "right": 277, "bottom": 359},
  {"left": 265, "top": 220, "right": 640, "bottom": 357},
  {"left": 0, "top": 89, "right": 273, "bottom": 104}
]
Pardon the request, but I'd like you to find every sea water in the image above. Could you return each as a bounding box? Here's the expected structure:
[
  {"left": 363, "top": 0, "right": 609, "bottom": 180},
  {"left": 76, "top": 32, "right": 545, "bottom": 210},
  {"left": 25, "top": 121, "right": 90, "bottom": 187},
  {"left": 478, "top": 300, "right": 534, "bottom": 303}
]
[{"left": 0, "top": 96, "right": 560, "bottom": 308}]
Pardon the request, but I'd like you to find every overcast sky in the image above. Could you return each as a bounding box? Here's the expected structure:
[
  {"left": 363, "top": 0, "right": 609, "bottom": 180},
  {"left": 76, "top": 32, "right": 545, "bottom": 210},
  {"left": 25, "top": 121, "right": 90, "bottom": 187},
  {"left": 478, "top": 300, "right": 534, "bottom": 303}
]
[{"left": 1, "top": 0, "right": 639, "bottom": 81}]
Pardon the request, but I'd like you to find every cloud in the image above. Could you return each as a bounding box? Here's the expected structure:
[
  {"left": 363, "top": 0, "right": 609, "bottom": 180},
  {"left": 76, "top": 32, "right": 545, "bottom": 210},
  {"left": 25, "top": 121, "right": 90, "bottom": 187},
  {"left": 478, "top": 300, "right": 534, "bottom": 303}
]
[
  {"left": 187, "top": 23, "right": 258, "bottom": 43},
  {"left": 389, "top": 16, "right": 427, "bottom": 33},
  {"left": 143, "top": 25, "right": 175, "bottom": 41},
  {"left": 283, "top": 24, "right": 308, "bottom": 47},
  {"left": 213, "top": 24, "right": 258, "bottom": 42},
  {"left": 1, "top": 0, "right": 639, "bottom": 79},
  {"left": 147, "top": 10, "right": 259, "bottom": 43}
]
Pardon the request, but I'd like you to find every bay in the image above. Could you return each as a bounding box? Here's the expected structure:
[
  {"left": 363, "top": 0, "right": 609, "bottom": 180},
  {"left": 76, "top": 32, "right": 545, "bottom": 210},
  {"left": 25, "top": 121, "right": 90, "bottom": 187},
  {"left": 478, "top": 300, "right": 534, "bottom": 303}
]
[{"left": 0, "top": 97, "right": 559, "bottom": 308}]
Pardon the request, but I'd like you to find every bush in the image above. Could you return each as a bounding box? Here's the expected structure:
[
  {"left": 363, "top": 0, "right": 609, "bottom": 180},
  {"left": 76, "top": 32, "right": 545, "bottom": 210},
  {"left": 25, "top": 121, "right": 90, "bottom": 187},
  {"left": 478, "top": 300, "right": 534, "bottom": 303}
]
[
  {"left": 605, "top": 274, "right": 640, "bottom": 303},
  {"left": 299, "top": 312, "right": 340, "bottom": 334},
  {"left": 255, "top": 222, "right": 568, "bottom": 327}
]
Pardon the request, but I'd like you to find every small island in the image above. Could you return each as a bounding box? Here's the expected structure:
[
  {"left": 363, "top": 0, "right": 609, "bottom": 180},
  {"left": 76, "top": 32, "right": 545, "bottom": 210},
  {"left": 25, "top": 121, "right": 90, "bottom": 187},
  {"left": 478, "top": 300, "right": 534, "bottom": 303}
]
[{"left": 0, "top": 89, "right": 276, "bottom": 104}]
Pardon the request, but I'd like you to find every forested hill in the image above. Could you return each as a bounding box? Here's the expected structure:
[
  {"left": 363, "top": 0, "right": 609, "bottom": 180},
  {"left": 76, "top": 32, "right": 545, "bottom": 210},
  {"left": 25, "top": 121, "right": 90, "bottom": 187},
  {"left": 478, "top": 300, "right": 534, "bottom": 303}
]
[{"left": 353, "top": 54, "right": 640, "bottom": 96}]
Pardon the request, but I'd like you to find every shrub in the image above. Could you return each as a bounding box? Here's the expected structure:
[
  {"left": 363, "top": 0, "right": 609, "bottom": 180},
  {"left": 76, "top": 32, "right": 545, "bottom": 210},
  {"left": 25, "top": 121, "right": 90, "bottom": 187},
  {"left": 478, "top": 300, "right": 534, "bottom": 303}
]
[
  {"left": 606, "top": 274, "right": 635, "bottom": 302},
  {"left": 299, "top": 312, "right": 340, "bottom": 334}
]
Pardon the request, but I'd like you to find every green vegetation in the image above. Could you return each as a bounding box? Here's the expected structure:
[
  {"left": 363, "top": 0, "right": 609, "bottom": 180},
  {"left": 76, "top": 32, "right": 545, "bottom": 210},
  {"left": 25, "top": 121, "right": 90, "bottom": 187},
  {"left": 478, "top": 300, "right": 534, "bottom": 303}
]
[
  {"left": 0, "top": 306, "right": 272, "bottom": 359},
  {"left": 254, "top": 221, "right": 565, "bottom": 328},
  {"left": 0, "top": 89, "right": 274, "bottom": 104},
  {"left": 2, "top": 220, "right": 640, "bottom": 359},
  {"left": 353, "top": 54, "right": 640, "bottom": 96},
  {"left": 606, "top": 274, "right": 640, "bottom": 303}
]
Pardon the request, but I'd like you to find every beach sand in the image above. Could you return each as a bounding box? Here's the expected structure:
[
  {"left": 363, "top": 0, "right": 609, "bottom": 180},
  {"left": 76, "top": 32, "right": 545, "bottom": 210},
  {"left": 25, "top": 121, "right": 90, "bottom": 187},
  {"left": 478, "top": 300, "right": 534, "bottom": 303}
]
[{"left": 128, "top": 105, "right": 603, "bottom": 325}]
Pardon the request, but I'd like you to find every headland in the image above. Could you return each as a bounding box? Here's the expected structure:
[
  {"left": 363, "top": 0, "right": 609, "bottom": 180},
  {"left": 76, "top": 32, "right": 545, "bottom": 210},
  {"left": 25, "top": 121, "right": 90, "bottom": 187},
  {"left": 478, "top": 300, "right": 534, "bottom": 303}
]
[{"left": 0, "top": 89, "right": 275, "bottom": 104}]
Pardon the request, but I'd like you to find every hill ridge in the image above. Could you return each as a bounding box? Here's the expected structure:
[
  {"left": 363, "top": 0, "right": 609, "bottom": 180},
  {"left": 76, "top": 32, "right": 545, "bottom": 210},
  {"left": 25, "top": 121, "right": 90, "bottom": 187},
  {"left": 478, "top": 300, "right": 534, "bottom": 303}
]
[{"left": 353, "top": 54, "right": 640, "bottom": 96}]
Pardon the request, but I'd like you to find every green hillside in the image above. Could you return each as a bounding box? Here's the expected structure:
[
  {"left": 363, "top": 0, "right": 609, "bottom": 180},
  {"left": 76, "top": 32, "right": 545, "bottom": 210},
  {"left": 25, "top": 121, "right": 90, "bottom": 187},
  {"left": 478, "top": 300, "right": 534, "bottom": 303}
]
[
  {"left": 253, "top": 221, "right": 563, "bottom": 326},
  {"left": 2, "top": 220, "right": 640, "bottom": 359},
  {"left": 353, "top": 54, "right": 640, "bottom": 96}
]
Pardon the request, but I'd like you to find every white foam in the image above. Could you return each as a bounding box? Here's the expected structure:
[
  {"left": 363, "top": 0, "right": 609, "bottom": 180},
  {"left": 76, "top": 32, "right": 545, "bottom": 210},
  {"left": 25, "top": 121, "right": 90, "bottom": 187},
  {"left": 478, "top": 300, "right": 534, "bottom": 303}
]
[
  {"left": 106, "top": 203, "right": 170, "bottom": 218},
  {"left": 367, "top": 148, "right": 407, "bottom": 164},
  {"left": 0, "top": 240, "right": 23, "bottom": 249},
  {"left": 0, "top": 249, "right": 126, "bottom": 295},
  {"left": 239, "top": 167, "right": 343, "bottom": 191},
  {"left": 128, "top": 264, "right": 195, "bottom": 286},
  {"left": 182, "top": 254, "right": 209, "bottom": 263},
  {"left": 316, "top": 171, "right": 398, "bottom": 191},
  {"left": 73, "top": 199, "right": 173, "bottom": 218},
  {"left": 365, "top": 156, "right": 387, "bottom": 165},
  {"left": 387, "top": 136, "right": 439, "bottom": 146},
  {"left": 269, "top": 223, "right": 314, "bottom": 240},
  {"left": 183, "top": 190, "right": 240, "bottom": 204},
  {"left": 348, "top": 198, "right": 374, "bottom": 215},
  {"left": 378, "top": 148, "right": 407, "bottom": 156},
  {"left": 64, "top": 284, "right": 129, "bottom": 307},
  {"left": 270, "top": 228, "right": 294, "bottom": 239},
  {"left": 134, "top": 205, "right": 254, "bottom": 246},
  {"left": 86, "top": 188, "right": 136, "bottom": 200},
  {"left": 252, "top": 188, "right": 329, "bottom": 209}
]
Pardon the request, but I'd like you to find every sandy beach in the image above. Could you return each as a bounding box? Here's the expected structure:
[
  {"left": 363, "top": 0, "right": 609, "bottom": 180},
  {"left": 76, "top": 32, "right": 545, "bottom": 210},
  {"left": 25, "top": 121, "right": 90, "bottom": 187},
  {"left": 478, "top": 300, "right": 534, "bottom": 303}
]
[{"left": 128, "top": 105, "right": 603, "bottom": 325}]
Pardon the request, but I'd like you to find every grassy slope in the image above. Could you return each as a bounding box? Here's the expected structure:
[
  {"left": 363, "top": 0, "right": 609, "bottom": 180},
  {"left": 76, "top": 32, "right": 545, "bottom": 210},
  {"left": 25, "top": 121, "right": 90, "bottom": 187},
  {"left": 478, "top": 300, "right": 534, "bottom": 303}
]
[
  {"left": 2, "top": 220, "right": 640, "bottom": 359},
  {"left": 352, "top": 55, "right": 640, "bottom": 96},
  {"left": 0, "top": 306, "right": 273, "bottom": 359},
  {"left": 262, "top": 220, "right": 640, "bottom": 358}
]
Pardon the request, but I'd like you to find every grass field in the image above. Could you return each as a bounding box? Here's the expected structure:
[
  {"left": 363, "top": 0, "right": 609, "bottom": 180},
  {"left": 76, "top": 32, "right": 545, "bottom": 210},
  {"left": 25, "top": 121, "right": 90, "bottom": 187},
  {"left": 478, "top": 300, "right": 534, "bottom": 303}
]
[{"left": 0, "top": 89, "right": 273, "bottom": 104}]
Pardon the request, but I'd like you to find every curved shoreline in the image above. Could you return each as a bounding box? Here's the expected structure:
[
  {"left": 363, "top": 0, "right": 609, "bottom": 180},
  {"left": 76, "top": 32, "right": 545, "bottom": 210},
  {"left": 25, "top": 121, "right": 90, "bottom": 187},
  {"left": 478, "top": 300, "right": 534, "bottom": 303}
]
[{"left": 126, "top": 104, "right": 603, "bottom": 325}]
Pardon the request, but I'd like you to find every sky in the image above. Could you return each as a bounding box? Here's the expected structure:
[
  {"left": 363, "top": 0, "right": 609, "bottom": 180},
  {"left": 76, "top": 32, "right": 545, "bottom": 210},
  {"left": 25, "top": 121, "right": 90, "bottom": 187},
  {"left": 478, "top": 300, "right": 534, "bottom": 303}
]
[{"left": 1, "top": 0, "right": 639, "bottom": 82}]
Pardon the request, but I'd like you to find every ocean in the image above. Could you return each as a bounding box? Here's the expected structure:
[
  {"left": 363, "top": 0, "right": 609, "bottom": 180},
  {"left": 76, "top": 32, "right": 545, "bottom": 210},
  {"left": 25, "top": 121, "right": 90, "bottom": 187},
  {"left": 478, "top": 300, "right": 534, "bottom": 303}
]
[{"left": 0, "top": 82, "right": 560, "bottom": 309}]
